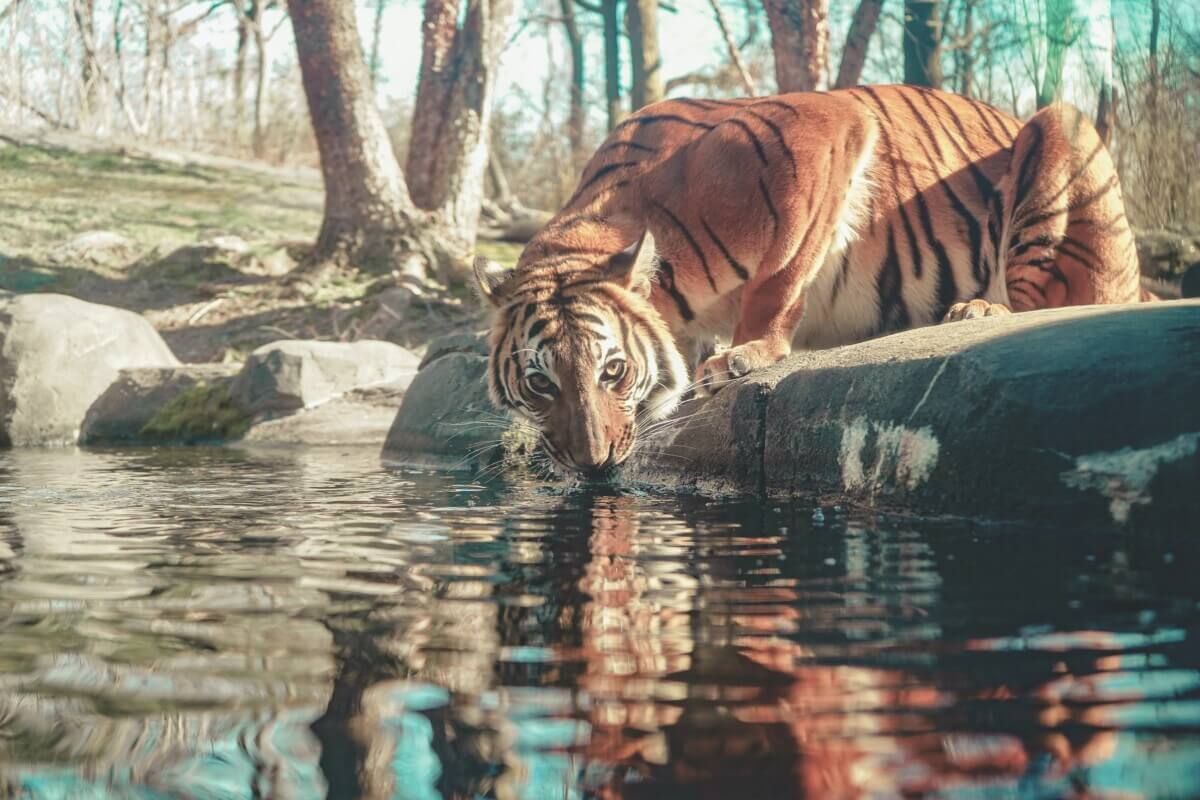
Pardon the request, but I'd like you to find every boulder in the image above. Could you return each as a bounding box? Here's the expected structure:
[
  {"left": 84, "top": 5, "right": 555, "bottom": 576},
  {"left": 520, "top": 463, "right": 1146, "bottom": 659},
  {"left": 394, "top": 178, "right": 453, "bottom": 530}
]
[
  {"left": 230, "top": 339, "right": 420, "bottom": 419},
  {"left": 628, "top": 300, "right": 1200, "bottom": 528},
  {"left": 80, "top": 364, "right": 240, "bottom": 445},
  {"left": 51, "top": 230, "right": 137, "bottom": 267},
  {"left": 0, "top": 293, "right": 179, "bottom": 447},
  {"left": 242, "top": 383, "right": 407, "bottom": 446},
  {"left": 382, "top": 331, "right": 531, "bottom": 470},
  {"left": 1135, "top": 229, "right": 1200, "bottom": 280}
]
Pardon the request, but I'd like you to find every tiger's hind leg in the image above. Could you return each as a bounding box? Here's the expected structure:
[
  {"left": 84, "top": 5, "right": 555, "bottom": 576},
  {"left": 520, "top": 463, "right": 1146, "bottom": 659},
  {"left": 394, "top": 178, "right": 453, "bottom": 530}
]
[{"left": 996, "top": 104, "right": 1141, "bottom": 313}]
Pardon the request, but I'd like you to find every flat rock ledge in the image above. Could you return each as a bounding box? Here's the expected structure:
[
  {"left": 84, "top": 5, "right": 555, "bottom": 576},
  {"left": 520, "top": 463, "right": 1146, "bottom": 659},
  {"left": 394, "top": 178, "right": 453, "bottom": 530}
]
[{"left": 390, "top": 302, "right": 1200, "bottom": 528}]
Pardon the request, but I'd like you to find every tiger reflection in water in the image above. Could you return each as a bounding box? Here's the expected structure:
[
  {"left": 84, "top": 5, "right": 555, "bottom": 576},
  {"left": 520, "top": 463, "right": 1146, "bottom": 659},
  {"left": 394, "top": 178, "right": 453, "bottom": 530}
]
[
  {"left": 334, "top": 497, "right": 1126, "bottom": 799},
  {"left": 564, "top": 498, "right": 1121, "bottom": 799}
]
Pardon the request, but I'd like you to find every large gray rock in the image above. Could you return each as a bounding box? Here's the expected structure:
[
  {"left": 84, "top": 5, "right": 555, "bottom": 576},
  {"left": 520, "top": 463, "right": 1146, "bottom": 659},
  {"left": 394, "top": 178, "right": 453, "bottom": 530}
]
[
  {"left": 230, "top": 339, "right": 420, "bottom": 419},
  {"left": 382, "top": 332, "right": 524, "bottom": 470},
  {"left": 629, "top": 301, "right": 1200, "bottom": 527},
  {"left": 80, "top": 364, "right": 240, "bottom": 445},
  {"left": 0, "top": 293, "right": 179, "bottom": 446},
  {"left": 243, "top": 383, "right": 407, "bottom": 446}
]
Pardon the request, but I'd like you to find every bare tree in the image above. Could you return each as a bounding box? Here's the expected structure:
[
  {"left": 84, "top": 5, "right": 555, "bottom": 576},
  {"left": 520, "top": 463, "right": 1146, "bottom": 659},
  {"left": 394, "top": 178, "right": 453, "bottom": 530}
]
[
  {"left": 709, "top": 0, "right": 758, "bottom": 95},
  {"left": 287, "top": 0, "right": 459, "bottom": 276},
  {"left": 601, "top": 0, "right": 623, "bottom": 128},
  {"left": 627, "top": 0, "right": 663, "bottom": 109},
  {"left": 71, "top": 0, "right": 98, "bottom": 120},
  {"left": 559, "top": 0, "right": 586, "bottom": 167},
  {"left": 763, "top": 0, "right": 828, "bottom": 92},
  {"left": 903, "top": 0, "right": 942, "bottom": 88},
  {"left": 833, "top": 0, "right": 882, "bottom": 89},
  {"left": 1036, "top": 0, "right": 1078, "bottom": 108},
  {"left": 406, "top": 0, "right": 515, "bottom": 253},
  {"left": 1148, "top": 0, "right": 1161, "bottom": 115},
  {"left": 368, "top": 0, "right": 388, "bottom": 84}
]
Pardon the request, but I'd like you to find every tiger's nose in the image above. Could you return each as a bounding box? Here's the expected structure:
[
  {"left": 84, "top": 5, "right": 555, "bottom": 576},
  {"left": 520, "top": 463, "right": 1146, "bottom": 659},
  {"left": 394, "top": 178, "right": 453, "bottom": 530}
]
[{"left": 573, "top": 442, "right": 617, "bottom": 479}]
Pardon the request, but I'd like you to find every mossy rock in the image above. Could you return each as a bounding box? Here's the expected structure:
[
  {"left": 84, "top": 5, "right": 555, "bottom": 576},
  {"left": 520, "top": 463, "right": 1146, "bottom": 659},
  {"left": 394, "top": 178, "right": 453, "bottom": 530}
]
[{"left": 139, "top": 381, "right": 251, "bottom": 444}]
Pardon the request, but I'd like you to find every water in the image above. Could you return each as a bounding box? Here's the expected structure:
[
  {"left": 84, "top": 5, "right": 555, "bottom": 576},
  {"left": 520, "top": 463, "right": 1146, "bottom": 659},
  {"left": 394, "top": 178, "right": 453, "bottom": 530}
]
[{"left": 0, "top": 447, "right": 1198, "bottom": 799}]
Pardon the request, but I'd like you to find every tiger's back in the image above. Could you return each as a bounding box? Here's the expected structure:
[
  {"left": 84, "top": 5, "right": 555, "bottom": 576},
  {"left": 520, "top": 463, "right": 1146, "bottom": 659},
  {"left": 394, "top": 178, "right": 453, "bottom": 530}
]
[{"left": 532, "top": 85, "right": 1140, "bottom": 351}]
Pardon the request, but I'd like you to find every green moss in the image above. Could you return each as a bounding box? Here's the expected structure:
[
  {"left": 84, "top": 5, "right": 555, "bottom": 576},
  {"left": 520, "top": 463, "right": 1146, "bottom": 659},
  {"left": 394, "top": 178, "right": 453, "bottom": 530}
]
[{"left": 139, "top": 382, "right": 251, "bottom": 443}]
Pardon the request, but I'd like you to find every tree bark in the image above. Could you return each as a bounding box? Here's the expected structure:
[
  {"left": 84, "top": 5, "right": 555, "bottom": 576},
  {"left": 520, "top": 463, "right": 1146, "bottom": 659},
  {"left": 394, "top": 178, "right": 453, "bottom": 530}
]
[
  {"left": 72, "top": 0, "right": 98, "bottom": 121},
  {"left": 1036, "top": 0, "right": 1075, "bottom": 108},
  {"left": 954, "top": 0, "right": 976, "bottom": 96},
  {"left": 288, "top": 0, "right": 455, "bottom": 276},
  {"left": 252, "top": 21, "right": 268, "bottom": 158},
  {"left": 627, "top": 0, "right": 663, "bottom": 109},
  {"left": 762, "top": 0, "right": 828, "bottom": 93},
  {"left": 559, "top": 0, "right": 586, "bottom": 168},
  {"left": 709, "top": 0, "right": 757, "bottom": 95},
  {"left": 833, "top": 0, "right": 881, "bottom": 89},
  {"left": 406, "top": 0, "right": 514, "bottom": 253},
  {"left": 601, "top": 0, "right": 623, "bottom": 129},
  {"left": 234, "top": 6, "right": 249, "bottom": 135},
  {"left": 903, "top": 0, "right": 942, "bottom": 88}
]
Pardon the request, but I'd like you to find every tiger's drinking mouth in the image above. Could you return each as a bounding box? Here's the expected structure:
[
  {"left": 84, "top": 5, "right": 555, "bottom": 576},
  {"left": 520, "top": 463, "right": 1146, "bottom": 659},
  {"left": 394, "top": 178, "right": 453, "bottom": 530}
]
[
  {"left": 474, "top": 234, "right": 688, "bottom": 479},
  {"left": 475, "top": 85, "right": 1156, "bottom": 480}
]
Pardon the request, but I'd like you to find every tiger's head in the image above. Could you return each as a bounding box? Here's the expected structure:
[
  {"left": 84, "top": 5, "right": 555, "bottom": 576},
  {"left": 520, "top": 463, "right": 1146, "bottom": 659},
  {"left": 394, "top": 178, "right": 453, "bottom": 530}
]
[{"left": 472, "top": 231, "right": 688, "bottom": 479}]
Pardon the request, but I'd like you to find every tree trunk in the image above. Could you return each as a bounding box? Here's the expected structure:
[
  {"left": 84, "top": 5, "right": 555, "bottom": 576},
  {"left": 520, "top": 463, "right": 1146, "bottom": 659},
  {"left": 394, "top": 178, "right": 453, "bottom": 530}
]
[
  {"left": 406, "top": 0, "right": 514, "bottom": 254},
  {"left": 252, "top": 27, "right": 268, "bottom": 157},
  {"left": 558, "top": 0, "right": 586, "bottom": 168},
  {"left": 369, "top": 0, "right": 387, "bottom": 84},
  {"left": 251, "top": 0, "right": 268, "bottom": 158},
  {"left": 72, "top": 0, "right": 97, "bottom": 122},
  {"left": 288, "top": 0, "right": 455, "bottom": 276},
  {"left": 903, "top": 0, "right": 942, "bottom": 88},
  {"left": 763, "top": 0, "right": 828, "bottom": 93},
  {"left": 233, "top": 8, "right": 248, "bottom": 136},
  {"left": 627, "top": 0, "right": 663, "bottom": 110},
  {"left": 1148, "top": 0, "right": 1160, "bottom": 116},
  {"left": 955, "top": 0, "right": 976, "bottom": 96},
  {"left": 1093, "top": 8, "right": 1114, "bottom": 145},
  {"left": 833, "top": 0, "right": 881, "bottom": 89},
  {"left": 601, "top": 0, "right": 623, "bottom": 129},
  {"left": 1036, "top": 0, "right": 1075, "bottom": 108}
]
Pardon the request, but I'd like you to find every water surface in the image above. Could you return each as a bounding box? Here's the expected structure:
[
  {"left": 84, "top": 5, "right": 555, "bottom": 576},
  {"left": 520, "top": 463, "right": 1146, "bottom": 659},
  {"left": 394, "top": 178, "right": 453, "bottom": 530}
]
[{"left": 0, "top": 447, "right": 1197, "bottom": 798}]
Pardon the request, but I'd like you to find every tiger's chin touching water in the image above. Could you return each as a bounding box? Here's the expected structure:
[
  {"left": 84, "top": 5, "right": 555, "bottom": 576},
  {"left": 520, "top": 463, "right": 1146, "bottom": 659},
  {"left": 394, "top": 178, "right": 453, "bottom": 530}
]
[{"left": 473, "top": 84, "right": 1164, "bottom": 481}]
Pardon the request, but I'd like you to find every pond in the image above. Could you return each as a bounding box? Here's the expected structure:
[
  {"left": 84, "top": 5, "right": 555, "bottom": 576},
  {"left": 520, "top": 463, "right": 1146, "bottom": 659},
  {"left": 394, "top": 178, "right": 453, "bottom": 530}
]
[{"left": 0, "top": 447, "right": 1197, "bottom": 798}]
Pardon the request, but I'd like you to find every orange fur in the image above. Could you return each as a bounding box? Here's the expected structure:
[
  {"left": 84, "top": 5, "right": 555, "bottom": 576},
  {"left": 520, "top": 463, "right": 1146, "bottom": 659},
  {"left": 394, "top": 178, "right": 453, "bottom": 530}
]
[{"left": 475, "top": 86, "right": 1148, "bottom": 476}]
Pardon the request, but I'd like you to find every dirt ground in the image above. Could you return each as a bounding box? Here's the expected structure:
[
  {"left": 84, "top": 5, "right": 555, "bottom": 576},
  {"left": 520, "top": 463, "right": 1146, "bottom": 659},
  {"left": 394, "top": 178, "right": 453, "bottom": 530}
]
[{"left": 0, "top": 128, "right": 521, "bottom": 363}]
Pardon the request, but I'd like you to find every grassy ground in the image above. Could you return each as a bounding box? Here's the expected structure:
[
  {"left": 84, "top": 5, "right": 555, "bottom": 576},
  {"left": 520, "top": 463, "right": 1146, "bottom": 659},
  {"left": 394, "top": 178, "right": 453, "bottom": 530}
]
[{"left": 0, "top": 129, "right": 521, "bottom": 362}]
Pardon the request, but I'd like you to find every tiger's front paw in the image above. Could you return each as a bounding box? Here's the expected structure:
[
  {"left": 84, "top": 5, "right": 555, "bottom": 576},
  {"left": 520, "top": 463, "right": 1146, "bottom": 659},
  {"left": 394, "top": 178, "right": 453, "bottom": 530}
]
[
  {"left": 694, "top": 340, "right": 787, "bottom": 396},
  {"left": 943, "top": 299, "right": 1012, "bottom": 322}
]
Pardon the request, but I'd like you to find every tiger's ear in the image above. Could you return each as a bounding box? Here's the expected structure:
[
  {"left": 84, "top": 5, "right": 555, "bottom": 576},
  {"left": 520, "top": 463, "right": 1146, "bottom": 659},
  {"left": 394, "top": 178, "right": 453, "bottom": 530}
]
[
  {"left": 605, "top": 230, "right": 657, "bottom": 297},
  {"left": 472, "top": 256, "right": 513, "bottom": 307}
]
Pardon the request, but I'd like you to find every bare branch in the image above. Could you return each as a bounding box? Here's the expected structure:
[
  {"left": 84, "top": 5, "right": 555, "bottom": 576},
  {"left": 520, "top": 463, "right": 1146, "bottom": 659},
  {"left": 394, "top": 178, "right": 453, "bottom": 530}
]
[
  {"left": 0, "top": 0, "right": 25, "bottom": 24},
  {"left": 708, "top": 0, "right": 756, "bottom": 95}
]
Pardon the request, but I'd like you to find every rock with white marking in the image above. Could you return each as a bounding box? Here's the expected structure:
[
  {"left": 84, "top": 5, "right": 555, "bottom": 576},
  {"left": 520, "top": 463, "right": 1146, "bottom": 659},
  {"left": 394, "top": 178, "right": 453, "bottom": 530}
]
[
  {"left": 0, "top": 293, "right": 179, "bottom": 446},
  {"left": 628, "top": 300, "right": 1200, "bottom": 527}
]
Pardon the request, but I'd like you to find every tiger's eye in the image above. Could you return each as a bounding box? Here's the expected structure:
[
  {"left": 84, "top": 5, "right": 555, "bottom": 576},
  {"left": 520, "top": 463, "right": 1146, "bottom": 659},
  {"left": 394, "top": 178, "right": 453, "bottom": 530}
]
[
  {"left": 601, "top": 359, "right": 626, "bottom": 383},
  {"left": 526, "top": 373, "right": 554, "bottom": 394}
]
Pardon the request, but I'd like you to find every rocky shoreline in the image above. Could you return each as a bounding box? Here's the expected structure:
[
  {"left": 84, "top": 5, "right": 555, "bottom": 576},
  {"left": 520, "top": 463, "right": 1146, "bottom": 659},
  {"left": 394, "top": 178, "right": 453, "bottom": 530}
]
[{"left": 3, "top": 290, "right": 1198, "bottom": 528}]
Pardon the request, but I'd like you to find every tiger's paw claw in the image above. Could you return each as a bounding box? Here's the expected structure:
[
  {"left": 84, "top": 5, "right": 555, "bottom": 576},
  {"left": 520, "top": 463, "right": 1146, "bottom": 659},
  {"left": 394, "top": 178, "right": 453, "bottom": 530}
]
[
  {"left": 943, "top": 299, "right": 1012, "bottom": 322},
  {"left": 693, "top": 342, "right": 785, "bottom": 397}
]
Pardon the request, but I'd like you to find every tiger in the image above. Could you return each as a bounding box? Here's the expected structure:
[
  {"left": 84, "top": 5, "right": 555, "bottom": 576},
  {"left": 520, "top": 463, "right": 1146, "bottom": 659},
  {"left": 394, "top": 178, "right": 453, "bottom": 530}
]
[{"left": 473, "top": 84, "right": 1152, "bottom": 479}]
